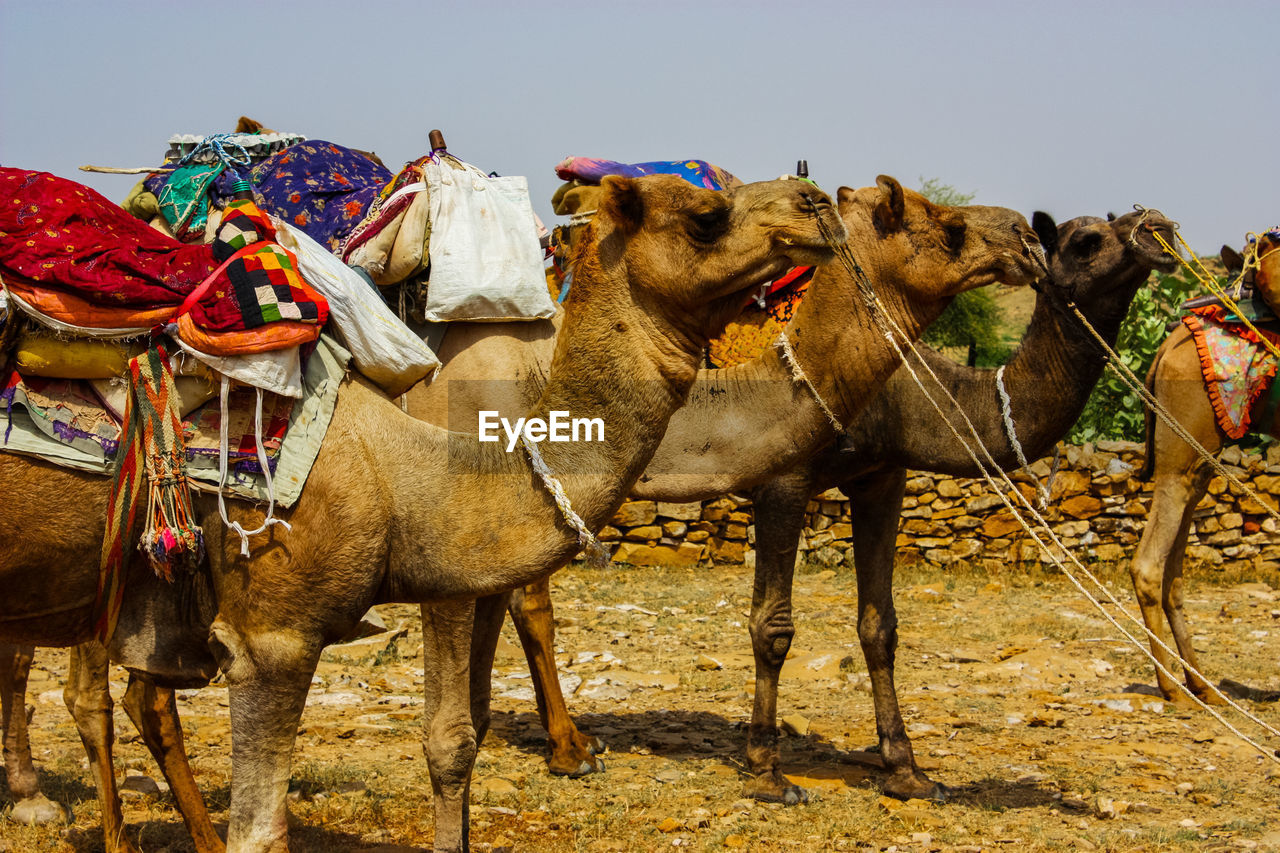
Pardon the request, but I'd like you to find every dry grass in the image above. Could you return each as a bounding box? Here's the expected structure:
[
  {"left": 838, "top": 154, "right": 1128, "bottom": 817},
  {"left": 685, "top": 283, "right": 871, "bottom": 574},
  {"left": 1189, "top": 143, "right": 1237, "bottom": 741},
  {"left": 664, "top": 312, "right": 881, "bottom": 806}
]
[{"left": 5, "top": 558, "right": 1280, "bottom": 852}]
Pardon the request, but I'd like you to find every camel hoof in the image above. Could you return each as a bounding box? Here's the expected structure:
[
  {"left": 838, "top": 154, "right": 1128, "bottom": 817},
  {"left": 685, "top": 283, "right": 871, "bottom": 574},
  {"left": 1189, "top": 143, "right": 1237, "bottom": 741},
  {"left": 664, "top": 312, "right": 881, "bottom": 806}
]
[
  {"left": 586, "top": 736, "right": 606, "bottom": 756},
  {"left": 10, "top": 794, "right": 71, "bottom": 825},
  {"left": 883, "top": 778, "right": 948, "bottom": 804},
  {"left": 744, "top": 774, "right": 811, "bottom": 806},
  {"left": 550, "top": 754, "right": 606, "bottom": 778}
]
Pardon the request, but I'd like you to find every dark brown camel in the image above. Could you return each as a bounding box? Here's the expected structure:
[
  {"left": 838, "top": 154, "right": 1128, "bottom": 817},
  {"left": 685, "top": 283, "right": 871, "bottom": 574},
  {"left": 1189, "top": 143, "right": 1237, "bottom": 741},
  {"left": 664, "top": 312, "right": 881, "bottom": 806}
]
[
  {"left": 1128, "top": 229, "right": 1280, "bottom": 702},
  {"left": 505, "top": 208, "right": 1178, "bottom": 804}
]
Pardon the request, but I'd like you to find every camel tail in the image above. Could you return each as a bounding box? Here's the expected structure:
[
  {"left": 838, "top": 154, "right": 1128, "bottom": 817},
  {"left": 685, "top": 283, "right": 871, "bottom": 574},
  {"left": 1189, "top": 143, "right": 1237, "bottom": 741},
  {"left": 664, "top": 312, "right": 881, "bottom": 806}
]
[{"left": 1137, "top": 353, "right": 1160, "bottom": 481}]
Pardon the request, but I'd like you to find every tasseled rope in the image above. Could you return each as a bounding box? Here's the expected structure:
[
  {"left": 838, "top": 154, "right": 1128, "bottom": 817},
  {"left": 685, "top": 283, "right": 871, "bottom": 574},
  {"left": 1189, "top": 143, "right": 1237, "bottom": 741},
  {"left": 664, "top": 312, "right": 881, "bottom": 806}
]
[{"left": 133, "top": 346, "right": 204, "bottom": 577}]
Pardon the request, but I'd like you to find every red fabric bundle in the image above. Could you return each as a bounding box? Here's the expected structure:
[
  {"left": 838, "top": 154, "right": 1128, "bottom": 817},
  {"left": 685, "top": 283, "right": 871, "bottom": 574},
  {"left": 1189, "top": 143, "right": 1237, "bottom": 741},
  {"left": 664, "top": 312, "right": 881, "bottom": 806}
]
[{"left": 0, "top": 169, "right": 326, "bottom": 340}]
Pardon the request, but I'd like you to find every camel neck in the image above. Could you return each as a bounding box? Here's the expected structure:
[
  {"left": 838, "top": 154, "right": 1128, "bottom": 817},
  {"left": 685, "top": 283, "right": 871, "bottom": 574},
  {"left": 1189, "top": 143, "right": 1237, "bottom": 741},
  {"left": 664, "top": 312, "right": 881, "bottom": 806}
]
[
  {"left": 853, "top": 271, "right": 1143, "bottom": 476},
  {"left": 630, "top": 253, "right": 956, "bottom": 501}
]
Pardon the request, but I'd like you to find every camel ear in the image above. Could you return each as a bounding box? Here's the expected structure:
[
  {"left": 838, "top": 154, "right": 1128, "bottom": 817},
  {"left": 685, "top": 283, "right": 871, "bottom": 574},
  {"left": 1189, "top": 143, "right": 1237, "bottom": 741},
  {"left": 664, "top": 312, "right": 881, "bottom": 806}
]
[
  {"left": 1221, "top": 245, "right": 1245, "bottom": 274},
  {"left": 938, "top": 209, "right": 968, "bottom": 254},
  {"left": 1032, "top": 212, "right": 1059, "bottom": 259},
  {"left": 599, "top": 176, "right": 644, "bottom": 234},
  {"left": 836, "top": 186, "right": 857, "bottom": 215},
  {"left": 873, "top": 175, "right": 905, "bottom": 234}
]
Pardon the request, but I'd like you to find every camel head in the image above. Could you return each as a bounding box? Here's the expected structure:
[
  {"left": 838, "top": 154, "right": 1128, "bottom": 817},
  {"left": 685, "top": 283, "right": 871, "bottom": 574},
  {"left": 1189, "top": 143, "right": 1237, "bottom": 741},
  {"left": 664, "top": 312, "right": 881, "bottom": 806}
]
[
  {"left": 1251, "top": 230, "right": 1280, "bottom": 307},
  {"left": 834, "top": 176, "right": 1044, "bottom": 307},
  {"left": 1030, "top": 208, "right": 1179, "bottom": 318},
  {"left": 582, "top": 174, "right": 845, "bottom": 342}
]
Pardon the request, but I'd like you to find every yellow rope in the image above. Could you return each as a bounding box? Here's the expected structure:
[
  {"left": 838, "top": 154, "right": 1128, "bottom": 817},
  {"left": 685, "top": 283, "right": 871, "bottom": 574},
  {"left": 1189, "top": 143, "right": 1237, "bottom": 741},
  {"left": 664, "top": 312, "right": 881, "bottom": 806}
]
[{"left": 1153, "top": 230, "right": 1280, "bottom": 361}]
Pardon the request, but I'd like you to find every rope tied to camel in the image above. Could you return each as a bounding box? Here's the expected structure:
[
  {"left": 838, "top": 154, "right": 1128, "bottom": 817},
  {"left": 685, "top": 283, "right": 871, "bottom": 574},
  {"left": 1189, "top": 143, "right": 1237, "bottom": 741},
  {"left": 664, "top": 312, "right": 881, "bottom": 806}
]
[
  {"left": 1150, "top": 222, "right": 1280, "bottom": 362},
  {"left": 215, "top": 376, "right": 291, "bottom": 557},
  {"left": 814, "top": 223, "right": 1280, "bottom": 760},
  {"left": 775, "top": 330, "right": 844, "bottom": 435},
  {"left": 994, "top": 364, "right": 1052, "bottom": 512},
  {"left": 520, "top": 435, "right": 611, "bottom": 568}
]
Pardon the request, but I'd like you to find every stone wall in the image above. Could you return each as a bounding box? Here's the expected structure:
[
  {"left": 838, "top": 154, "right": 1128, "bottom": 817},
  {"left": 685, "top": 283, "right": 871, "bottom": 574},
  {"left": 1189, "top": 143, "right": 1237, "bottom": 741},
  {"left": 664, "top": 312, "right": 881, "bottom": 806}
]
[{"left": 601, "top": 441, "right": 1280, "bottom": 574}]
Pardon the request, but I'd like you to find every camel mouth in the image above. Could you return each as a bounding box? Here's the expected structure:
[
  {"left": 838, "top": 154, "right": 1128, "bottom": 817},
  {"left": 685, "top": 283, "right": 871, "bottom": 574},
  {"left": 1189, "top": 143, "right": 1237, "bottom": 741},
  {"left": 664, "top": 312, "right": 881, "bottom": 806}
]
[{"left": 1132, "top": 224, "right": 1181, "bottom": 273}]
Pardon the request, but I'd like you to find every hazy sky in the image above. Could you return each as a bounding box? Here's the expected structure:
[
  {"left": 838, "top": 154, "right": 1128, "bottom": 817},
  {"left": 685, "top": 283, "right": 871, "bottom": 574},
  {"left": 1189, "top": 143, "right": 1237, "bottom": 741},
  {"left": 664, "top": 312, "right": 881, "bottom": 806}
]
[{"left": 2, "top": 0, "right": 1274, "bottom": 253}]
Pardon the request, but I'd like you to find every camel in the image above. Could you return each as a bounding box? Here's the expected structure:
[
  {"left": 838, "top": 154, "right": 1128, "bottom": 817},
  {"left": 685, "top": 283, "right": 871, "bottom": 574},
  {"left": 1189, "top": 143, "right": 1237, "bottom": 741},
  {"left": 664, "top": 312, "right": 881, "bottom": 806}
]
[
  {"left": 498, "top": 208, "right": 1176, "bottom": 805},
  {"left": 401, "top": 178, "right": 1046, "bottom": 799},
  {"left": 0, "top": 174, "right": 842, "bottom": 853},
  {"left": 1, "top": 175, "right": 1042, "bottom": 835},
  {"left": 1127, "top": 229, "right": 1280, "bottom": 702}
]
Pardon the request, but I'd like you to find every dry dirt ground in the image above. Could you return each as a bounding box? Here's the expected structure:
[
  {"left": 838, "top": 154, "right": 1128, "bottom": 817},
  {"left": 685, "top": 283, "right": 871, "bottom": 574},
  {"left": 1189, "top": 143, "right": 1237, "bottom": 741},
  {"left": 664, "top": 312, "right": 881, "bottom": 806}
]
[{"left": 4, "top": 558, "right": 1280, "bottom": 853}]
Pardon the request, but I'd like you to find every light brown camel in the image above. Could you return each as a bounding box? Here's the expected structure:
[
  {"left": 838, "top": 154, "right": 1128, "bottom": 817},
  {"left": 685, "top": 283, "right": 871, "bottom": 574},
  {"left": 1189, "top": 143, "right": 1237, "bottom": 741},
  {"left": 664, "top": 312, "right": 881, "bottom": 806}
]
[
  {"left": 497, "top": 209, "right": 1175, "bottom": 804},
  {"left": 1, "top": 175, "right": 1042, "bottom": 833},
  {"left": 0, "top": 174, "right": 842, "bottom": 853},
  {"left": 403, "top": 178, "right": 1046, "bottom": 799},
  {"left": 1127, "top": 230, "right": 1280, "bottom": 702}
]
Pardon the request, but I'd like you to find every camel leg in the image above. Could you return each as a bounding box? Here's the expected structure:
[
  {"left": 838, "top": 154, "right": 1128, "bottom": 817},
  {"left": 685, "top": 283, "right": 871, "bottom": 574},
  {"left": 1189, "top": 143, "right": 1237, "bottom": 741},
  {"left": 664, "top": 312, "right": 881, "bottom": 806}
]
[
  {"left": 848, "top": 469, "right": 945, "bottom": 801},
  {"left": 1129, "top": 434, "right": 1220, "bottom": 703},
  {"left": 1129, "top": 456, "right": 1219, "bottom": 703},
  {"left": 2, "top": 643, "right": 68, "bottom": 825},
  {"left": 421, "top": 599, "right": 480, "bottom": 853},
  {"left": 470, "top": 593, "right": 509, "bottom": 749},
  {"left": 63, "top": 642, "right": 142, "bottom": 853},
  {"left": 211, "top": 618, "right": 318, "bottom": 853},
  {"left": 742, "top": 471, "right": 812, "bottom": 805},
  {"left": 507, "top": 580, "right": 604, "bottom": 777},
  {"left": 121, "top": 672, "right": 225, "bottom": 852}
]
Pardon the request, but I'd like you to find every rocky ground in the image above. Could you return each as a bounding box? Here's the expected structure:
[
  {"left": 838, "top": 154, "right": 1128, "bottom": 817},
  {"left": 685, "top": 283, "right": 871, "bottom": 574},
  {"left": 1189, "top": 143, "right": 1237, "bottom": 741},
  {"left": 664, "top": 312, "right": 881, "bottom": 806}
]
[{"left": 4, "top": 558, "right": 1280, "bottom": 852}]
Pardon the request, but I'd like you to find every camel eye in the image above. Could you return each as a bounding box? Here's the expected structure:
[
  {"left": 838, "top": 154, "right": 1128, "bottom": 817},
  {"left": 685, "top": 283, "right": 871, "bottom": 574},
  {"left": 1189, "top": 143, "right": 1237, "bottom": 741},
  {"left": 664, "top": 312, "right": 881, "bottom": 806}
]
[{"left": 686, "top": 208, "right": 729, "bottom": 244}]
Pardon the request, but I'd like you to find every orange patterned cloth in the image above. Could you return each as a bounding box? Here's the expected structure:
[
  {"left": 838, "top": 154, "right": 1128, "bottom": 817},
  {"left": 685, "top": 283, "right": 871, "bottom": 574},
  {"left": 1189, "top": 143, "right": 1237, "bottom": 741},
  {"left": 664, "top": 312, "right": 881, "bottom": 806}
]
[{"left": 708, "top": 275, "right": 812, "bottom": 368}]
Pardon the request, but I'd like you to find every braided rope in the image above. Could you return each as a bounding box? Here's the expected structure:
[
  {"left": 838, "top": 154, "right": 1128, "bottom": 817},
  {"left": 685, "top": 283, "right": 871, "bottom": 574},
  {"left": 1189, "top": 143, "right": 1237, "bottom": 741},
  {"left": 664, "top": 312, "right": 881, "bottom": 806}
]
[
  {"left": 176, "top": 133, "right": 253, "bottom": 171},
  {"left": 994, "top": 364, "right": 1051, "bottom": 511},
  {"left": 775, "top": 330, "right": 844, "bottom": 434},
  {"left": 520, "top": 435, "right": 610, "bottom": 567}
]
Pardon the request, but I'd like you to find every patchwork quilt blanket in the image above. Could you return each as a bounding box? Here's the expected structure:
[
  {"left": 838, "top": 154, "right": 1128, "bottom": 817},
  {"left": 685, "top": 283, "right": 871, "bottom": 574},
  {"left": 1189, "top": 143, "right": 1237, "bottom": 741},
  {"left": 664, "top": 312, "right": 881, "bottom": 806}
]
[{"left": 1182, "top": 304, "right": 1280, "bottom": 439}]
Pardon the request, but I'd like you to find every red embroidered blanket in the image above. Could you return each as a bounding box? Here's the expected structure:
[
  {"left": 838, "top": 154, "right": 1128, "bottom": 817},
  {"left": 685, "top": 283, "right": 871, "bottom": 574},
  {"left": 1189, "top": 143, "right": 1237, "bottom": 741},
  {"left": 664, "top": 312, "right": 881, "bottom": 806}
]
[{"left": 0, "top": 169, "right": 327, "bottom": 348}]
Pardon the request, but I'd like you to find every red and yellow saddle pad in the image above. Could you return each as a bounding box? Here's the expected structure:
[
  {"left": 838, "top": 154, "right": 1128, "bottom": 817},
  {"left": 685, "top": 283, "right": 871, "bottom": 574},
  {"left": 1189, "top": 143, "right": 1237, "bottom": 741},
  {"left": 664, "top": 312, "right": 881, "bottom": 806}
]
[
  {"left": 1182, "top": 304, "right": 1280, "bottom": 439},
  {"left": 0, "top": 169, "right": 327, "bottom": 354}
]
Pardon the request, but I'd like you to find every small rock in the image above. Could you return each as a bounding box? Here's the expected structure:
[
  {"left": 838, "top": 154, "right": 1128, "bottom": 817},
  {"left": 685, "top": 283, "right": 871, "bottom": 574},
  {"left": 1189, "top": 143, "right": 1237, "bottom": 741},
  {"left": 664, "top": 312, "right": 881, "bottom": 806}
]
[
  {"left": 474, "top": 777, "right": 519, "bottom": 797},
  {"left": 723, "top": 835, "right": 747, "bottom": 848},
  {"left": 1095, "top": 796, "right": 1129, "bottom": 819},
  {"left": 656, "top": 817, "right": 682, "bottom": 833},
  {"left": 695, "top": 654, "right": 722, "bottom": 671},
  {"left": 780, "top": 713, "right": 810, "bottom": 736},
  {"left": 119, "top": 774, "right": 162, "bottom": 798}
]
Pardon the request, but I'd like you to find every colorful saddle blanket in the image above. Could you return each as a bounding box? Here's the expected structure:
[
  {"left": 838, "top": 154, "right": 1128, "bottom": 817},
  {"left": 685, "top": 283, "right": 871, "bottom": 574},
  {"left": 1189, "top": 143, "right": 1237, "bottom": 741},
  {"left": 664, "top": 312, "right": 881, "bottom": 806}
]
[
  {"left": 0, "top": 169, "right": 328, "bottom": 354},
  {"left": 554, "top": 157, "right": 742, "bottom": 190},
  {"left": 145, "top": 141, "right": 394, "bottom": 253},
  {"left": 1182, "top": 304, "right": 1280, "bottom": 439}
]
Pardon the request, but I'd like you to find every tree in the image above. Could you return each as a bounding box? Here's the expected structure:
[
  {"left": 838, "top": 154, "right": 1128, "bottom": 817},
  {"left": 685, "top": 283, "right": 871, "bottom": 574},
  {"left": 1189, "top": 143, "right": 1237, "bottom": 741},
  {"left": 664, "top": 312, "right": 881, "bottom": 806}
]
[{"left": 917, "top": 178, "right": 1011, "bottom": 367}]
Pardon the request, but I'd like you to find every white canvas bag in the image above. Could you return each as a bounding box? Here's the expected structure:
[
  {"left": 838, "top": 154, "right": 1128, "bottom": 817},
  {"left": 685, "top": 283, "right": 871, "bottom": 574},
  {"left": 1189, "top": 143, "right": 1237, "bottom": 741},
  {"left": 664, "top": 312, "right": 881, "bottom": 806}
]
[{"left": 422, "top": 158, "right": 555, "bottom": 322}]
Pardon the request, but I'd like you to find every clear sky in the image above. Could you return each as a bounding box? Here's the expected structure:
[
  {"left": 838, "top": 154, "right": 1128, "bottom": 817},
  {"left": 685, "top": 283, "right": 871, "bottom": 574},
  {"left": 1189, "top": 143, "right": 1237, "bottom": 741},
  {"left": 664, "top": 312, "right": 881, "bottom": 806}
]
[{"left": 2, "top": 0, "right": 1274, "bottom": 254}]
